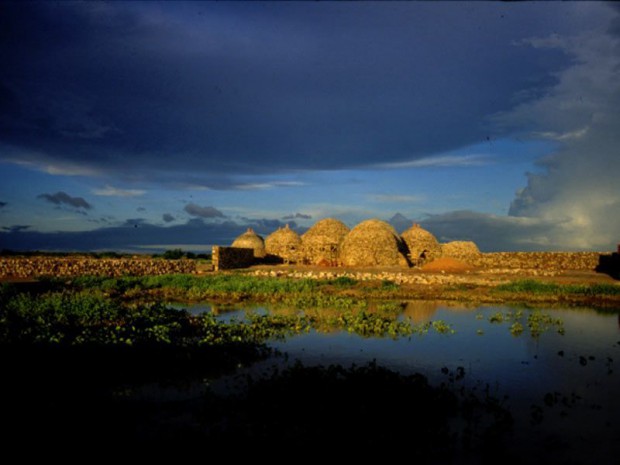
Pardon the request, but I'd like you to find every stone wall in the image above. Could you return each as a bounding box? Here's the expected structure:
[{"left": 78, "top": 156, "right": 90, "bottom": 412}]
[
  {"left": 212, "top": 246, "right": 255, "bottom": 271},
  {"left": 0, "top": 257, "right": 197, "bottom": 279},
  {"left": 469, "top": 252, "right": 602, "bottom": 271}
]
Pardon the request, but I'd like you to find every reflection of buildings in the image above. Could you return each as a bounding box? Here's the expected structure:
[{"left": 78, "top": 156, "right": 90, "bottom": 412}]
[
  {"left": 402, "top": 301, "right": 440, "bottom": 323},
  {"left": 402, "top": 300, "right": 471, "bottom": 324}
]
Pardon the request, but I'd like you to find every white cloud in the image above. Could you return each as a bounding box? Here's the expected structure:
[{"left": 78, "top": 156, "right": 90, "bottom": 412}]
[
  {"left": 3, "top": 154, "right": 101, "bottom": 177},
  {"left": 532, "top": 127, "right": 589, "bottom": 141},
  {"left": 491, "top": 14, "right": 620, "bottom": 251},
  {"left": 92, "top": 185, "right": 146, "bottom": 197},
  {"left": 233, "top": 181, "right": 306, "bottom": 190},
  {"left": 368, "top": 194, "right": 426, "bottom": 203},
  {"left": 378, "top": 154, "right": 492, "bottom": 169}
]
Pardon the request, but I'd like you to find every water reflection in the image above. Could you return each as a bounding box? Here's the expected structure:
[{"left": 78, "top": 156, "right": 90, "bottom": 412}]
[
  {"left": 161, "top": 300, "right": 620, "bottom": 461},
  {"left": 401, "top": 300, "right": 472, "bottom": 323},
  {"left": 265, "top": 302, "right": 620, "bottom": 464}
]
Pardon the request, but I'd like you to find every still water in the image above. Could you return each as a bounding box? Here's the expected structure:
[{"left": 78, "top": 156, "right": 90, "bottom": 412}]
[{"left": 181, "top": 300, "right": 620, "bottom": 462}]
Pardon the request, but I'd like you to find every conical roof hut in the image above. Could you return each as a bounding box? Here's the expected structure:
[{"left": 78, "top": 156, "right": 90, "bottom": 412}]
[
  {"left": 401, "top": 223, "right": 442, "bottom": 265},
  {"left": 265, "top": 224, "right": 302, "bottom": 264},
  {"left": 301, "top": 218, "right": 350, "bottom": 266},
  {"left": 232, "top": 228, "right": 266, "bottom": 258},
  {"left": 441, "top": 241, "right": 481, "bottom": 263},
  {"left": 339, "top": 219, "right": 410, "bottom": 268}
]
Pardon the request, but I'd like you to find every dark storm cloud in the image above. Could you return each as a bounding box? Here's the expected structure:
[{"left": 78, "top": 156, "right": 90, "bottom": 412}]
[
  {"left": 421, "top": 210, "right": 575, "bottom": 252},
  {"left": 37, "top": 191, "right": 92, "bottom": 210},
  {"left": 282, "top": 213, "right": 311, "bottom": 220},
  {"left": 0, "top": 1, "right": 589, "bottom": 186},
  {"left": 0, "top": 218, "right": 300, "bottom": 252},
  {"left": 2, "top": 225, "right": 31, "bottom": 233},
  {"left": 184, "top": 203, "right": 225, "bottom": 219},
  {"left": 163, "top": 213, "right": 175, "bottom": 223}
]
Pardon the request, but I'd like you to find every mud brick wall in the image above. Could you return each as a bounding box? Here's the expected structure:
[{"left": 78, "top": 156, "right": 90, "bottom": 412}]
[
  {"left": 0, "top": 257, "right": 197, "bottom": 279},
  {"left": 212, "top": 246, "right": 255, "bottom": 271}
]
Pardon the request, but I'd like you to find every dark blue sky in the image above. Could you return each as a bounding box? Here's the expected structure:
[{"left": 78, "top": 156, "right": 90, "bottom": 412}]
[{"left": 1, "top": 1, "right": 619, "bottom": 252}]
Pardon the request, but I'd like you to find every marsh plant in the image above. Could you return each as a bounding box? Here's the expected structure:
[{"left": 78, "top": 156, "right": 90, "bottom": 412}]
[{"left": 486, "top": 308, "right": 564, "bottom": 337}]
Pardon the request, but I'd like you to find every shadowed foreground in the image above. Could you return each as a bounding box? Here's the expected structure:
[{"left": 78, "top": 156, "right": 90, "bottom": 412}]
[{"left": 1, "top": 345, "right": 513, "bottom": 461}]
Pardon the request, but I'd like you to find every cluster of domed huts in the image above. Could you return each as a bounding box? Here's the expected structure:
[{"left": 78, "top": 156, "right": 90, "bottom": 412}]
[{"left": 231, "top": 218, "right": 480, "bottom": 268}]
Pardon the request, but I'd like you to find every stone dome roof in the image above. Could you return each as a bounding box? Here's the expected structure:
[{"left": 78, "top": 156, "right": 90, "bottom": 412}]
[
  {"left": 231, "top": 227, "right": 266, "bottom": 258},
  {"left": 339, "top": 219, "right": 409, "bottom": 268}
]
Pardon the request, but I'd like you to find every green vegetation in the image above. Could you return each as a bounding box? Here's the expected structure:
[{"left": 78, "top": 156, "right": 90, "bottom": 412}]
[
  {"left": 153, "top": 248, "right": 211, "bottom": 260},
  {"left": 0, "top": 287, "right": 452, "bottom": 346},
  {"left": 486, "top": 308, "right": 564, "bottom": 337},
  {"left": 62, "top": 273, "right": 319, "bottom": 298},
  {"left": 495, "top": 279, "right": 620, "bottom": 296}
]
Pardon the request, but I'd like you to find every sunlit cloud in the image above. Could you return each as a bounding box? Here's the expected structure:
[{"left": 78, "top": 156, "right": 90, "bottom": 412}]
[
  {"left": 532, "top": 127, "right": 589, "bottom": 141},
  {"left": 378, "top": 154, "right": 492, "bottom": 169},
  {"left": 233, "top": 181, "right": 307, "bottom": 190},
  {"left": 6, "top": 157, "right": 101, "bottom": 177},
  {"left": 92, "top": 185, "right": 147, "bottom": 197},
  {"left": 494, "top": 22, "right": 620, "bottom": 251}
]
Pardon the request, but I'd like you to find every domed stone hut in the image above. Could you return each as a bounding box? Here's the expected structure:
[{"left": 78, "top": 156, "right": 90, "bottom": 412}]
[
  {"left": 231, "top": 227, "right": 266, "bottom": 258},
  {"left": 401, "top": 223, "right": 442, "bottom": 266},
  {"left": 339, "top": 219, "right": 410, "bottom": 268},
  {"left": 441, "top": 241, "right": 481, "bottom": 264},
  {"left": 301, "top": 218, "right": 350, "bottom": 266},
  {"left": 265, "top": 224, "right": 302, "bottom": 264}
]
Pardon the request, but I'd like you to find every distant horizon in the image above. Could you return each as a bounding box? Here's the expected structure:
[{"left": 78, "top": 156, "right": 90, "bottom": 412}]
[
  {"left": 1, "top": 212, "right": 615, "bottom": 255},
  {"left": 1, "top": 2, "right": 619, "bottom": 252}
]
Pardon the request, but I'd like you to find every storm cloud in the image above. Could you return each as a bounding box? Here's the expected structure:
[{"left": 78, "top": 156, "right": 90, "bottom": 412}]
[
  {"left": 0, "top": 218, "right": 302, "bottom": 253},
  {"left": 183, "top": 203, "right": 225, "bottom": 219},
  {"left": 37, "top": 191, "right": 92, "bottom": 210},
  {"left": 282, "top": 213, "right": 312, "bottom": 220},
  {"left": 0, "top": 1, "right": 584, "bottom": 187},
  {"left": 2, "top": 225, "right": 31, "bottom": 234},
  {"left": 0, "top": 2, "right": 617, "bottom": 253},
  {"left": 493, "top": 21, "right": 620, "bottom": 250}
]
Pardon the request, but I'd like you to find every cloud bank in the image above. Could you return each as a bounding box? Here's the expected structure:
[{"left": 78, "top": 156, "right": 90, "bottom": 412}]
[{"left": 494, "top": 21, "right": 620, "bottom": 250}]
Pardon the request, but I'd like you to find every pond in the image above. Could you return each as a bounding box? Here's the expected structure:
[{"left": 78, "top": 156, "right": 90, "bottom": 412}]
[{"left": 180, "top": 300, "right": 620, "bottom": 462}]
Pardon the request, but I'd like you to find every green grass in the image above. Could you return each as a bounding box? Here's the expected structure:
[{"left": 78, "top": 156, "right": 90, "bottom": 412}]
[{"left": 495, "top": 279, "right": 620, "bottom": 296}]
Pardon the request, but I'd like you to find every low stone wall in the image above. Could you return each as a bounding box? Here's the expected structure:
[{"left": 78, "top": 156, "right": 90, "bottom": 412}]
[
  {"left": 469, "top": 252, "right": 603, "bottom": 271},
  {"left": 212, "top": 246, "right": 255, "bottom": 271},
  {"left": 0, "top": 257, "right": 197, "bottom": 279},
  {"left": 0, "top": 251, "right": 612, "bottom": 279}
]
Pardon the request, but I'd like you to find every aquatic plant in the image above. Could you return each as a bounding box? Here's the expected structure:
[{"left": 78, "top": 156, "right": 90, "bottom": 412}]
[{"left": 486, "top": 308, "right": 562, "bottom": 338}]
